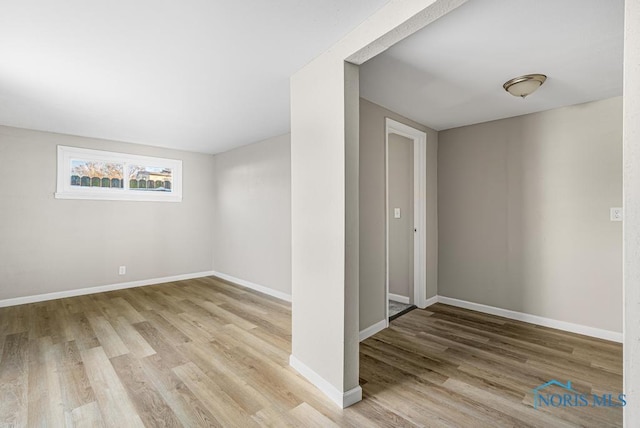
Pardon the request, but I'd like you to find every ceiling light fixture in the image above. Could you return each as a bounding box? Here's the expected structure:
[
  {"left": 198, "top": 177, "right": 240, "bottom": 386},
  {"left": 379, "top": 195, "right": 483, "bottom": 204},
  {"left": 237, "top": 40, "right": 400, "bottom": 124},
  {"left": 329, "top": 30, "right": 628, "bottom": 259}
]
[{"left": 503, "top": 74, "right": 547, "bottom": 98}]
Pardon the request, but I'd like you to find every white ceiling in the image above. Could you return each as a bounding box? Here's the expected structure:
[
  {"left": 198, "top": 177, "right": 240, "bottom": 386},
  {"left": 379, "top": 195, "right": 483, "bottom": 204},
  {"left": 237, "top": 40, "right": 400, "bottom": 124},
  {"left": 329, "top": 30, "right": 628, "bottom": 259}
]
[
  {"left": 360, "top": 0, "right": 624, "bottom": 131},
  {"left": 1, "top": 1, "right": 625, "bottom": 154},
  {"left": 0, "top": 0, "right": 389, "bottom": 154}
]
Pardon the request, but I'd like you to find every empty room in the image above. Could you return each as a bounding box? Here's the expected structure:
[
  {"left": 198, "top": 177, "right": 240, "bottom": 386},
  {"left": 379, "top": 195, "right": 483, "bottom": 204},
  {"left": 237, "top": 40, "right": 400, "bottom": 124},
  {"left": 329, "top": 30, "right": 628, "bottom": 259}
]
[{"left": 1, "top": 0, "right": 639, "bottom": 427}]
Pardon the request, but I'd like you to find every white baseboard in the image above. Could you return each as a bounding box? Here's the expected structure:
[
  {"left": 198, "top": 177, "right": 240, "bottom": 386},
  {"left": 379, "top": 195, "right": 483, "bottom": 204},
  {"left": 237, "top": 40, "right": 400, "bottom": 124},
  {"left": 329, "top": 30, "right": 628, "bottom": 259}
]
[
  {"left": 388, "top": 293, "right": 410, "bottom": 304},
  {"left": 289, "top": 354, "right": 362, "bottom": 408},
  {"left": 423, "top": 295, "right": 438, "bottom": 307},
  {"left": 342, "top": 385, "right": 363, "bottom": 408},
  {"left": 437, "top": 296, "right": 622, "bottom": 343},
  {"left": 212, "top": 271, "right": 291, "bottom": 303},
  {"left": 0, "top": 271, "right": 216, "bottom": 308},
  {"left": 359, "top": 319, "right": 387, "bottom": 341}
]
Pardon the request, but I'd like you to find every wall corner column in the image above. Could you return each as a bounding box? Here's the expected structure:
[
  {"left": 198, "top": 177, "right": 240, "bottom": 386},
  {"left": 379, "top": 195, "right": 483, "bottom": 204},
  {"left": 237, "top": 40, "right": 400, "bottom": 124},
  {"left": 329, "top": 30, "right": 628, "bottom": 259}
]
[
  {"left": 289, "top": 56, "right": 360, "bottom": 408},
  {"left": 624, "top": 0, "right": 640, "bottom": 423}
]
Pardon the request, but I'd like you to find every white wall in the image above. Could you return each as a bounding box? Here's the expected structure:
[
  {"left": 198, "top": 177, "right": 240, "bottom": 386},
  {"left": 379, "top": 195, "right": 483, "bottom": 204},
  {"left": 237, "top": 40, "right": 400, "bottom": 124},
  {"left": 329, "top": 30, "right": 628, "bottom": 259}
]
[
  {"left": 0, "top": 125, "right": 215, "bottom": 302},
  {"left": 290, "top": 59, "right": 360, "bottom": 405},
  {"left": 212, "top": 134, "right": 291, "bottom": 298},
  {"left": 623, "top": 0, "right": 640, "bottom": 422},
  {"left": 438, "top": 97, "right": 622, "bottom": 333},
  {"left": 290, "top": 0, "right": 466, "bottom": 406}
]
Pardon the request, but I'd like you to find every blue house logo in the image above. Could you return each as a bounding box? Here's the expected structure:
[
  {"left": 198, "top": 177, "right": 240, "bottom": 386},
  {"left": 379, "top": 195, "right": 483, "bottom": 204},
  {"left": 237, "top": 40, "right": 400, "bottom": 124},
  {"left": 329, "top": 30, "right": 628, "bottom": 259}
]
[{"left": 533, "top": 379, "right": 626, "bottom": 409}]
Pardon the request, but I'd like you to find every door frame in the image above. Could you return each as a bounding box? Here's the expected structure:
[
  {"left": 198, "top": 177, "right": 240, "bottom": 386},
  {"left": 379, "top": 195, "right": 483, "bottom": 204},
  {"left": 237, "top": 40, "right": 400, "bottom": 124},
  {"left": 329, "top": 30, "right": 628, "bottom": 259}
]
[{"left": 385, "top": 118, "right": 427, "bottom": 325}]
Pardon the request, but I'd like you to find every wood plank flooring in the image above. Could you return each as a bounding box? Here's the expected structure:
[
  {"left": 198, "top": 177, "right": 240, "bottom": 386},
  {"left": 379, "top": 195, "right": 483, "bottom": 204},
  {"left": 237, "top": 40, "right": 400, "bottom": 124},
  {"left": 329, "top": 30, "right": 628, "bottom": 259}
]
[{"left": 0, "top": 277, "right": 623, "bottom": 427}]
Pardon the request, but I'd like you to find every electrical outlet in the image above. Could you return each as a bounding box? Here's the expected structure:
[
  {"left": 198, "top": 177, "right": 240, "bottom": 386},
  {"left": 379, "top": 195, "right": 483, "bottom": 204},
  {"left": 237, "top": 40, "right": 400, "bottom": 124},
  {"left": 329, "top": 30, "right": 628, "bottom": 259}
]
[
  {"left": 119, "top": 266, "right": 126, "bottom": 275},
  {"left": 610, "top": 208, "right": 623, "bottom": 222}
]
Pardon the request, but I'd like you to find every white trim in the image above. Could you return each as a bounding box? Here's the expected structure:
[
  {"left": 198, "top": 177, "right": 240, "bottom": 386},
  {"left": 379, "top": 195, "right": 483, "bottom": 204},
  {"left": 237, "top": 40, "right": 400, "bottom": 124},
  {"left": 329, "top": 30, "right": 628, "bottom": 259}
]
[
  {"left": 384, "top": 122, "right": 390, "bottom": 326},
  {"left": 385, "top": 119, "right": 428, "bottom": 316},
  {"left": 388, "top": 293, "right": 410, "bottom": 304},
  {"left": 438, "top": 296, "right": 622, "bottom": 343},
  {"left": 359, "top": 319, "right": 387, "bottom": 341},
  {"left": 0, "top": 269, "right": 292, "bottom": 308},
  {"left": 342, "top": 385, "right": 363, "bottom": 408},
  {"left": 289, "top": 355, "right": 362, "bottom": 408},
  {"left": 0, "top": 271, "right": 216, "bottom": 308},
  {"left": 212, "top": 271, "right": 292, "bottom": 303},
  {"left": 423, "top": 295, "right": 438, "bottom": 308},
  {"left": 413, "top": 126, "right": 427, "bottom": 309}
]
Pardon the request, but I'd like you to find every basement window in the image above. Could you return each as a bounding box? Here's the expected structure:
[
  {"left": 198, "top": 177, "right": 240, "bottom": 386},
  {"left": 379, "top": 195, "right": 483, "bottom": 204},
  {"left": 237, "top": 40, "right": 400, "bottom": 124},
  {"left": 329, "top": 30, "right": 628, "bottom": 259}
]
[{"left": 55, "top": 146, "right": 182, "bottom": 202}]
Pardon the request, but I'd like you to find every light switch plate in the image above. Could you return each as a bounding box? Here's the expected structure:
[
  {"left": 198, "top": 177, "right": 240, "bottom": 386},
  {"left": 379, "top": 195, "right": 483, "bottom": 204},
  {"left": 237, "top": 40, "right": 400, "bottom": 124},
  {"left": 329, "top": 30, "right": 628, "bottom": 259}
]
[
  {"left": 610, "top": 208, "right": 623, "bottom": 222},
  {"left": 394, "top": 208, "right": 401, "bottom": 219}
]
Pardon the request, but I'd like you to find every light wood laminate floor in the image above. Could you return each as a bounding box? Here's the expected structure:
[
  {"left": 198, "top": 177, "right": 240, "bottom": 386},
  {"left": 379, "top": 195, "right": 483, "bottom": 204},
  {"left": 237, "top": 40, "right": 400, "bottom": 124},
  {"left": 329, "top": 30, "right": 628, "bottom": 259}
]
[{"left": 0, "top": 276, "right": 623, "bottom": 427}]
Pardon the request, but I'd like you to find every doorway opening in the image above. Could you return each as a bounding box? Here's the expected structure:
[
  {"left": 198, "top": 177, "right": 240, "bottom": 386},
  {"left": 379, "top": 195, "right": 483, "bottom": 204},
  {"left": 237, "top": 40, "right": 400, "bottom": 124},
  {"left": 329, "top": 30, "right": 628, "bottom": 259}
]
[{"left": 385, "top": 118, "right": 427, "bottom": 324}]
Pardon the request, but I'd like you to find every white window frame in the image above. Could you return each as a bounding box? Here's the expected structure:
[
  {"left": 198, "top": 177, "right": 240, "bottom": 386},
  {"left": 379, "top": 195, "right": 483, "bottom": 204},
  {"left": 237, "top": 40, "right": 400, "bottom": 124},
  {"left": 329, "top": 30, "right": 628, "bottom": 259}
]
[{"left": 55, "top": 145, "right": 183, "bottom": 202}]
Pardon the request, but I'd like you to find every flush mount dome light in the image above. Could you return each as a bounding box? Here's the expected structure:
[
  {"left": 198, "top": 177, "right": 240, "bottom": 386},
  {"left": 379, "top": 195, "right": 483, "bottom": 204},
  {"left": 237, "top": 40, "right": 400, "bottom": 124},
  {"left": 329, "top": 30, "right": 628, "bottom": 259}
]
[{"left": 503, "top": 74, "right": 547, "bottom": 98}]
